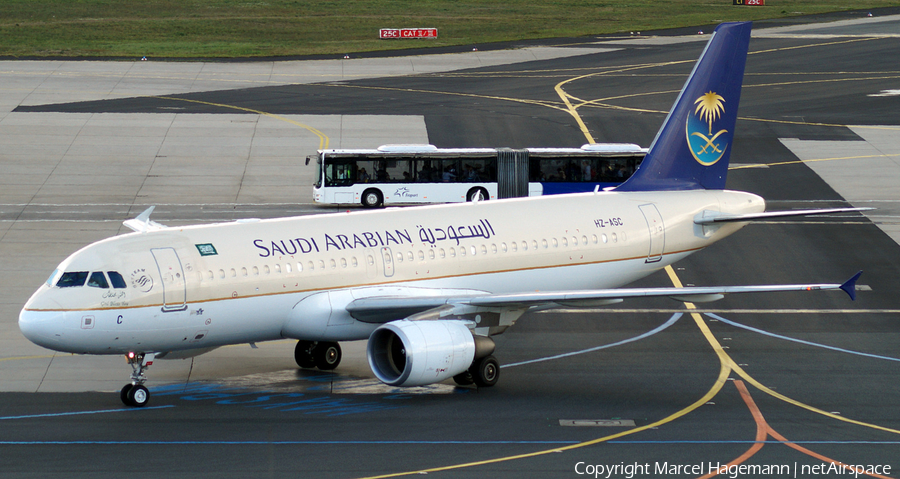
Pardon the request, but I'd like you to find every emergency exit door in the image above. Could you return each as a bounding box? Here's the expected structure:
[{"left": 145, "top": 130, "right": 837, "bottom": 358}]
[{"left": 638, "top": 204, "right": 665, "bottom": 263}]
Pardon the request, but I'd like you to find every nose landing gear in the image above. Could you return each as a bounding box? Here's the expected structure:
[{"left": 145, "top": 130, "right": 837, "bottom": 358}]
[{"left": 120, "top": 352, "right": 155, "bottom": 407}]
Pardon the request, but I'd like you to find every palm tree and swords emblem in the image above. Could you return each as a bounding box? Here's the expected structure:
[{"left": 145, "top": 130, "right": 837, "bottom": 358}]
[{"left": 687, "top": 91, "right": 729, "bottom": 166}]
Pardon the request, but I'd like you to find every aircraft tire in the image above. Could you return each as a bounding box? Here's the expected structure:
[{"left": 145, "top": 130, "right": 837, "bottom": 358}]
[
  {"left": 315, "top": 342, "right": 342, "bottom": 370},
  {"left": 361, "top": 189, "right": 383, "bottom": 208},
  {"left": 294, "top": 340, "right": 316, "bottom": 368},
  {"left": 453, "top": 371, "right": 475, "bottom": 386},
  {"left": 120, "top": 384, "right": 134, "bottom": 406},
  {"left": 471, "top": 355, "right": 499, "bottom": 387},
  {"left": 127, "top": 385, "right": 150, "bottom": 407}
]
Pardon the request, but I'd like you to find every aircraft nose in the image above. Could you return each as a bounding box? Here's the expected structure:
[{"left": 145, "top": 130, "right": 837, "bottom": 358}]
[{"left": 18, "top": 308, "right": 67, "bottom": 350}]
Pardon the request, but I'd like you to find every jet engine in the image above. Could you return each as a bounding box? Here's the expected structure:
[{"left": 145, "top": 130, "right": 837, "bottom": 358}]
[{"left": 367, "top": 319, "right": 478, "bottom": 387}]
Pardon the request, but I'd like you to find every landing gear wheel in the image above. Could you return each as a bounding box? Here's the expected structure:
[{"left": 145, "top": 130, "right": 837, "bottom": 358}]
[
  {"left": 361, "top": 189, "right": 383, "bottom": 208},
  {"left": 126, "top": 384, "right": 150, "bottom": 407},
  {"left": 120, "top": 384, "right": 134, "bottom": 406},
  {"left": 453, "top": 371, "right": 474, "bottom": 386},
  {"left": 315, "top": 342, "right": 342, "bottom": 370},
  {"left": 471, "top": 355, "right": 499, "bottom": 387},
  {"left": 294, "top": 340, "right": 316, "bottom": 369}
]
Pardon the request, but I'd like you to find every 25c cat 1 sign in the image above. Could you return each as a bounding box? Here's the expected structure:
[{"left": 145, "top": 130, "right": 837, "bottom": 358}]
[{"left": 379, "top": 28, "right": 438, "bottom": 39}]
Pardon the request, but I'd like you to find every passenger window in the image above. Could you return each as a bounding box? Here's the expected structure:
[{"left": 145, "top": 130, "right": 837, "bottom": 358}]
[
  {"left": 57, "top": 271, "right": 88, "bottom": 288},
  {"left": 330, "top": 259, "right": 336, "bottom": 269},
  {"left": 87, "top": 272, "right": 109, "bottom": 289},
  {"left": 340, "top": 258, "right": 347, "bottom": 268},
  {"left": 108, "top": 271, "right": 127, "bottom": 289},
  {"left": 241, "top": 267, "right": 248, "bottom": 276},
  {"left": 511, "top": 242, "right": 517, "bottom": 252}
]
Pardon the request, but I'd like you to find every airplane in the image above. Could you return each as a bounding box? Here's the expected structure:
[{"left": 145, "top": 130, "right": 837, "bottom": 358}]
[{"left": 19, "top": 22, "right": 866, "bottom": 407}]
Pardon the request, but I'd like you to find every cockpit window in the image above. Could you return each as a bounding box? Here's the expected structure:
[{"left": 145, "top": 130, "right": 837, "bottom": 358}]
[
  {"left": 45, "top": 269, "right": 60, "bottom": 287},
  {"left": 108, "top": 271, "right": 127, "bottom": 289},
  {"left": 56, "top": 271, "right": 88, "bottom": 288},
  {"left": 87, "top": 272, "right": 109, "bottom": 289}
]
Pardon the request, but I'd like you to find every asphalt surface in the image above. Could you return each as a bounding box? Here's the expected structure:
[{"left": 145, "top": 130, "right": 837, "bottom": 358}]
[{"left": 2, "top": 16, "right": 900, "bottom": 479}]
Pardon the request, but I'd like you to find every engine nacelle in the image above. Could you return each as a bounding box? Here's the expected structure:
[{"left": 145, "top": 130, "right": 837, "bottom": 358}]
[{"left": 367, "top": 320, "right": 475, "bottom": 387}]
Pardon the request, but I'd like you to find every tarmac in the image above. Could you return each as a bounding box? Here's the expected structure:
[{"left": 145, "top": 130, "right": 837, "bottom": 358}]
[{"left": 1, "top": 14, "right": 900, "bottom": 478}]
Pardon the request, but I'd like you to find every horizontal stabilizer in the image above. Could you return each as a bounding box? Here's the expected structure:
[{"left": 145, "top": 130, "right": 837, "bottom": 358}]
[{"left": 695, "top": 207, "right": 873, "bottom": 225}]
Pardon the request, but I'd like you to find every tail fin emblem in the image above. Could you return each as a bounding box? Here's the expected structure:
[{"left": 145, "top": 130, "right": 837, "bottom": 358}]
[{"left": 688, "top": 91, "right": 729, "bottom": 166}]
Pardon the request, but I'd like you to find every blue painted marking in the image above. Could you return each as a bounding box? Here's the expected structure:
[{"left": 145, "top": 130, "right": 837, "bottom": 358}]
[
  {"left": 706, "top": 313, "right": 900, "bottom": 362},
  {"left": 505, "top": 313, "right": 682, "bottom": 368},
  {"left": 150, "top": 383, "right": 407, "bottom": 416},
  {"left": 0, "top": 440, "right": 580, "bottom": 445},
  {"left": 0, "top": 405, "right": 174, "bottom": 421}
]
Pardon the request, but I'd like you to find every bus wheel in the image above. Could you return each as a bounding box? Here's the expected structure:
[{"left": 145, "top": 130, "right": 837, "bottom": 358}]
[
  {"left": 467, "top": 187, "right": 488, "bottom": 202},
  {"left": 361, "top": 189, "right": 383, "bottom": 208}
]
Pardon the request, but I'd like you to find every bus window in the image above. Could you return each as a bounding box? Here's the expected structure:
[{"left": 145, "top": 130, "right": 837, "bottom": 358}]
[{"left": 325, "top": 159, "right": 356, "bottom": 187}]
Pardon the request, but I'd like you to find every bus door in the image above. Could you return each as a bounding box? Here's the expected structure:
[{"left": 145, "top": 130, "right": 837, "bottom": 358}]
[
  {"left": 151, "top": 247, "right": 188, "bottom": 312},
  {"left": 638, "top": 204, "right": 665, "bottom": 263}
]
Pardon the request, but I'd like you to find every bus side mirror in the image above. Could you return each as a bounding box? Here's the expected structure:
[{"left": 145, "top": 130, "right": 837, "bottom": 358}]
[{"left": 305, "top": 156, "right": 312, "bottom": 166}]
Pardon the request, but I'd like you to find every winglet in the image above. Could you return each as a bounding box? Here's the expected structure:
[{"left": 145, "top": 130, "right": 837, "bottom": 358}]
[
  {"left": 840, "top": 271, "right": 862, "bottom": 301},
  {"left": 123, "top": 206, "right": 166, "bottom": 233}
]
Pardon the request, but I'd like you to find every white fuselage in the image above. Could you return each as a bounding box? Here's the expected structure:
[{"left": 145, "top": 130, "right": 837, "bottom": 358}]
[{"left": 19, "top": 189, "right": 764, "bottom": 355}]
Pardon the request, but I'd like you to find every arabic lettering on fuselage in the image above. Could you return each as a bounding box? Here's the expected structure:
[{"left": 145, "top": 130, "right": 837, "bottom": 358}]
[
  {"left": 252, "top": 219, "right": 496, "bottom": 257},
  {"left": 417, "top": 219, "right": 496, "bottom": 246}
]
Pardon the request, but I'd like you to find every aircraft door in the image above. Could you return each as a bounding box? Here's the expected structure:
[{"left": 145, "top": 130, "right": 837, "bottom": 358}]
[
  {"left": 381, "top": 247, "right": 394, "bottom": 277},
  {"left": 151, "top": 247, "right": 188, "bottom": 312},
  {"left": 638, "top": 204, "right": 665, "bottom": 263}
]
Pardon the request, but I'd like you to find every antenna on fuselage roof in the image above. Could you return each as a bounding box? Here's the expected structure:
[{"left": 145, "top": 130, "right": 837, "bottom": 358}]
[{"left": 123, "top": 206, "right": 167, "bottom": 233}]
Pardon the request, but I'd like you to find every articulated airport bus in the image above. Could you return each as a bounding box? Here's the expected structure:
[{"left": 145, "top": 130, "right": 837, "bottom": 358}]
[{"left": 312, "top": 144, "right": 646, "bottom": 207}]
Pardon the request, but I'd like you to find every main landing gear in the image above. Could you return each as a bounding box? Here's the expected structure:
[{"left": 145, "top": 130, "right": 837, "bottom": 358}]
[
  {"left": 120, "top": 352, "right": 155, "bottom": 407},
  {"left": 453, "top": 355, "right": 500, "bottom": 388},
  {"left": 294, "top": 340, "right": 342, "bottom": 370}
]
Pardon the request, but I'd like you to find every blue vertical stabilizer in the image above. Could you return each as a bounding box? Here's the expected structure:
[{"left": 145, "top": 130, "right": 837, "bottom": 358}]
[{"left": 616, "top": 22, "right": 752, "bottom": 191}]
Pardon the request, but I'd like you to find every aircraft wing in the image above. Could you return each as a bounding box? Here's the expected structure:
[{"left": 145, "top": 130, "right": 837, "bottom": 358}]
[
  {"left": 695, "top": 207, "right": 872, "bottom": 224},
  {"left": 346, "top": 271, "right": 862, "bottom": 323}
]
